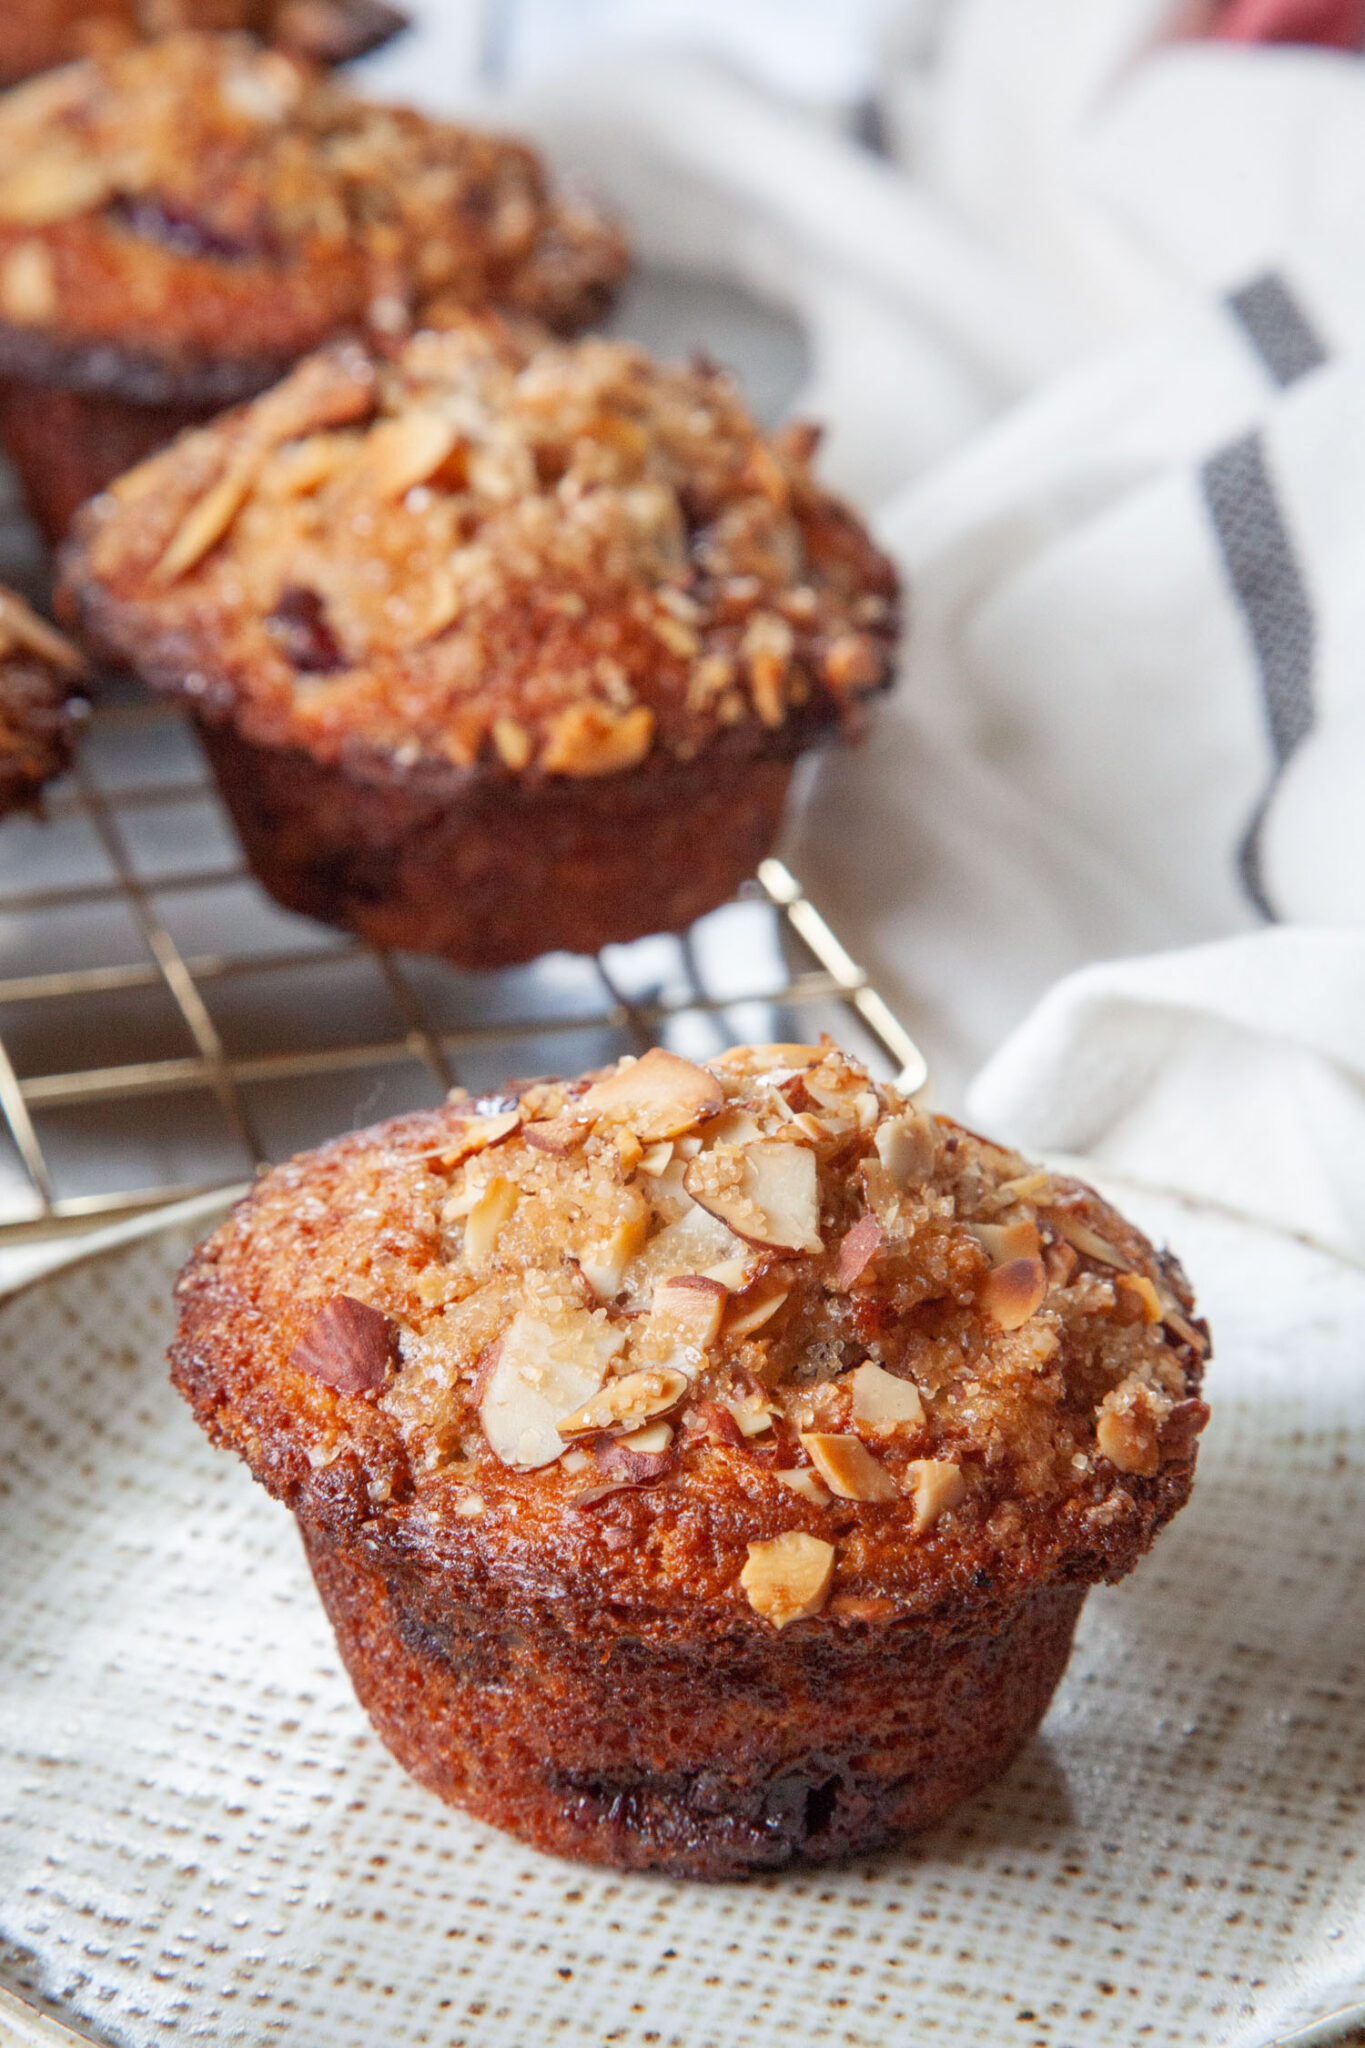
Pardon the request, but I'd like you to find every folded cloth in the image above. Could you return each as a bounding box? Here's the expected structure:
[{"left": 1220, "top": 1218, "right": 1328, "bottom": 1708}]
[{"left": 391, "top": 23, "right": 1365, "bottom": 1261}]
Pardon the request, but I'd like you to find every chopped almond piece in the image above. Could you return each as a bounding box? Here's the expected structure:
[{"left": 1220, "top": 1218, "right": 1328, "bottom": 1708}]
[
  {"left": 972, "top": 1219, "right": 1042, "bottom": 1267},
  {"left": 578, "top": 1048, "right": 724, "bottom": 1142},
  {"left": 578, "top": 1206, "right": 650, "bottom": 1301},
  {"left": 463, "top": 1175, "right": 519, "bottom": 1268},
  {"left": 556, "top": 1366, "right": 689, "bottom": 1438},
  {"left": 1115, "top": 1272, "right": 1163, "bottom": 1324},
  {"left": 836, "top": 1213, "right": 883, "bottom": 1290},
  {"left": 774, "top": 1467, "right": 831, "bottom": 1506},
  {"left": 522, "top": 1116, "right": 587, "bottom": 1157},
  {"left": 439, "top": 1110, "right": 522, "bottom": 1164},
  {"left": 905, "top": 1458, "right": 966, "bottom": 1534},
  {"left": 849, "top": 1362, "right": 924, "bottom": 1435},
  {"left": 1096, "top": 1384, "right": 1162, "bottom": 1475},
  {"left": 1045, "top": 1211, "right": 1132, "bottom": 1270},
  {"left": 874, "top": 1112, "right": 936, "bottom": 1187},
  {"left": 636, "top": 1141, "right": 674, "bottom": 1177},
  {"left": 980, "top": 1256, "right": 1047, "bottom": 1331},
  {"left": 740, "top": 1532, "right": 835, "bottom": 1626},
  {"left": 649, "top": 1274, "right": 727, "bottom": 1356},
  {"left": 724, "top": 1280, "right": 790, "bottom": 1340},
  {"left": 800, "top": 1433, "right": 899, "bottom": 1503},
  {"left": 724, "top": 1388, "right": 776, "bottom": 1437}
]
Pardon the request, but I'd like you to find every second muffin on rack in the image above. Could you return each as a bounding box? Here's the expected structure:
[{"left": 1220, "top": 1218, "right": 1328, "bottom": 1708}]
[{"left": 61, "top": 315, "right": 900, "bottom": 966}]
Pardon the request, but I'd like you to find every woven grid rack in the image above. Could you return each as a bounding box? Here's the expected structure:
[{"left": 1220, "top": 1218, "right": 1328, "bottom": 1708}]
[{"left": 0, "top": 693, "right": 926, "bottom": 1247}]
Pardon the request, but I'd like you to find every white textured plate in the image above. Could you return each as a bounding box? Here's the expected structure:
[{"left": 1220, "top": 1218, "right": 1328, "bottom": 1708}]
[{"left": 0, "top": 1184, "right": 1362, "bottom": 2048}]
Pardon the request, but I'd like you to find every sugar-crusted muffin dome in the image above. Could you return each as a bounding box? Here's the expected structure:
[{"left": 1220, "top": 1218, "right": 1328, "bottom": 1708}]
[
  {"left": 0, "top": 32, "right": 625, "bottom": 390},
  {"left": 172, "top": 1040, "right": 1209, "bottom": 1634},
  {"left": 64, "top": 320, "right": 899, "bottom": 781}
]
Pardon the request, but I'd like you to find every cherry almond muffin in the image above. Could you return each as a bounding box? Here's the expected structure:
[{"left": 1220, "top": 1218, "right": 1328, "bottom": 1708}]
[
  {"left": 169, "top": 1039, "right": 1210, "bottom": 1877},
  {"left": 0, "top": 31, "right": 626, "bottom": 537},
  {"left": 62, "top": 318, "right": 899, "bottom": 965},
  {"left": 0, "top": 585, "right": 85, "bottom": 815},
  {"left": 0, "top": 0, "right": 406, "bottom": 87}
]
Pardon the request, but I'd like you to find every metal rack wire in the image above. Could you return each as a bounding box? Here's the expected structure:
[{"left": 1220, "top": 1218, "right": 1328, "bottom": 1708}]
[{"left": 0, "top": 695, "right": 926, "bottom": 1246}]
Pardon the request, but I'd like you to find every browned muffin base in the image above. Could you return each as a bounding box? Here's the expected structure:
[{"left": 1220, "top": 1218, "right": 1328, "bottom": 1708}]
[
  {"left": 0, "top": 382, "right": 226, "bottom": 545},
  {"left": 303, "top": 1522, "right": 1086, "bottom": 1879},
  {"left": 197, "top": 717, "right": 797, "bottom": 966}
]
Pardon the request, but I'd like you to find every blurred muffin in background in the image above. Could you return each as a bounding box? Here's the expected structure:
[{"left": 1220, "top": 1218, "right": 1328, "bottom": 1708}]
[
  {"left": 0, "top": 31, "right": 628, "bottom": 537},
  {"left": 0, "top": 0, "right": 406, "bottom": 88},
  {"left": 62, "top": 315, "right": 899, "bottom": 966},
  {"left": 0, "top": 586, "right": 85, "bottom": 816}
]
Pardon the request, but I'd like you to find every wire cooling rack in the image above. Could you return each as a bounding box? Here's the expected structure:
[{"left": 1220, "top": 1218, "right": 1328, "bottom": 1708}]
[{"left": 0, "top": 693, "right": 925, "bottom": 1247}]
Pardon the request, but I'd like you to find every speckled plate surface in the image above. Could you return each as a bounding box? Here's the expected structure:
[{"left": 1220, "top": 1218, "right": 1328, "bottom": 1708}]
[{"left": 0, "top": 1182, "right": 1362, "bottom": 2048}]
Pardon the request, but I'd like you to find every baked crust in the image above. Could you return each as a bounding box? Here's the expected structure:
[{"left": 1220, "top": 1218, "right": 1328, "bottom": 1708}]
[
  {"left": 169, "top": 1041, "right": 1210, "bottom": 1872},
  {"left": 0, "top": 35, "right": 625, "bottom": 375},
  {"left": 62, "top": 319, "right": 898, "bottom": 961},
  {"left": 0, "top": 1, "right": 407, "bottom": 86},
  {"left": 0, "top": 585, "right": 85, "bottom": 814}
]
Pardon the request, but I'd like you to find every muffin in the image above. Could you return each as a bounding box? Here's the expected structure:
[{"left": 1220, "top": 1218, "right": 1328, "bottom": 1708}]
[
  {"left": 0, "top": 32, "right": 626, "bottom": 539},
  {"left": 61, "top": 318, "right": 899, "bottom": 966},
  {"left": 0, "top": 0, "right": 406, "bottom": 87},
  {"left": 169, "top": 1038, "right": 1210, "bottom": 1878},
  {"left": 0, "top": 585, "right": 85, "bottom": 814}
]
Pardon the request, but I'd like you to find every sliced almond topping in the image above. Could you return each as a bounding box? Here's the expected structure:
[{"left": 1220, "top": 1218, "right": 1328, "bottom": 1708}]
[
  {"left": 619, "top": 1422, "right": 673, "bottom": 1455},
  {"left": 521, "top": 1116, "right": 587, "bottom": 1157},
  {"left": 0, "top": 240, "right": 56, "bottom": 324},
  {"left": 874, "top": 1112, "right": 936, "bottom": 1187},
  {"left": 702, "top": 1254, "right": 753, "bottom": 1291},
  {"left": 906, "top": 1458, "right": 966, "bottom": 1534},
  {"left": 740, "top": 1531, "right": 835, "bottom": 1626},
  {"left": 724, "top": 1281, "right": 790, "bottom": 1340},
  {"left": 613, "top": 1128, "right": 644, "bottom": 1172},
  {"left": 997, "top": 1171, "right": 1052, "bottom": 1203},
  {"left": 1115, "top": 1272, "right": 1163, "bottom": 1323},
  {"left": 462, "top": 1175, "right": 519, "bottom": 1269},
  {"left": 849, "top": 1362, "right": 925, "bottom": 1436},
  {"left": 578, "top": 1207, "right": 650, "bottom": 1302},
  {"left": 685, "top": 1139, "right": 822, "bottom": 1255},
  {"left": 724, "top": 1388, "right": 775, "bottom": 1437},
  {"left": 541, "top": 702, "right": 655, "bottom": 776},
  {"left": 291, "top": 1295, "right": 398, "bottom": 1396},
  {"left": 836, "top": 1213, "right": 883, "bottom": 1290},
  {"left": 800, "top": 1433, "right": 899, "bottom": 1503},
  {"left": 980, "top": 1256, "right": 1048, "bottom": 1331},
  {"left": 1162, "top": 1304, "right": 1209, "bottom": 1354},
  {"left": 774, "top": 1467, "right": 832, "bottom": 1506},
  {"left": 480, "top": 1307, "right": 625, "bottom": 1469},
  {"left": 636, "top": 1140, "right": 674, "bottom": 1177},
  {"left": 649, "top": 1274, "right": 727, "bottom": 1356},
  {"left": 492, "top": 716, "right": 533, "bottom": 771},
  {"left": 710, "top": 1043, "right": 826, "bottom": 1075},
  {"left": 155, "top": 460, "right": 258, "bottom": 584},
  {"left": 1096, "top": 1390, "right": 1161, "bottom": 1476},
  {"left": 0, "top": 152, "right": 111, "bottom": 227},
  {"left": 0, "top": 589, "right": 81, "bottom": 671},
  {"left": 439, "top": 1110, "right": 522, "bottom": 1164},
  {"left": 972, "top": 1219, "right": 1042, "bottom": 1267},
  {"left": 556, "top": 1366, "right": 688, "bottom": 1438},
  {"left": 363, "top": 409, "right": 457, "bottom": 500},
  {"left": 1046, "top": 1212, "right": 1132, "bottom": 1270},
  {"left": 579, "top": 1048, "right": 724, "bottom": 1143}
]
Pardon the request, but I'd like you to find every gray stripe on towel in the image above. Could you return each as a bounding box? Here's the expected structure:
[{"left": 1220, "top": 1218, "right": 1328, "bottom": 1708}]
[
  {"left": 1227, "top": 273, "right": 1328, "bottom": 389},
  {"left": 1200, "top": 431, "right": 1316, "bottom": 920}
]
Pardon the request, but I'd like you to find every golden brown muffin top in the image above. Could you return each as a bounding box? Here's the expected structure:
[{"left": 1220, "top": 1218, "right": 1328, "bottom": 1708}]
[
  {"left": 0, "top": 586, "right": 84, "bottom": 816},
  {"left": 64, "top": 321, "right": 899, "bottom": 777},
  {"left": 0, "top": 0, "right": 405, "bottom": 88},
  {"left": 171, "top": 1041, "right": 1209, "bottom": 1637},
  {"left": 0, "top": 32, "right": 625, "bottom": 376}
]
